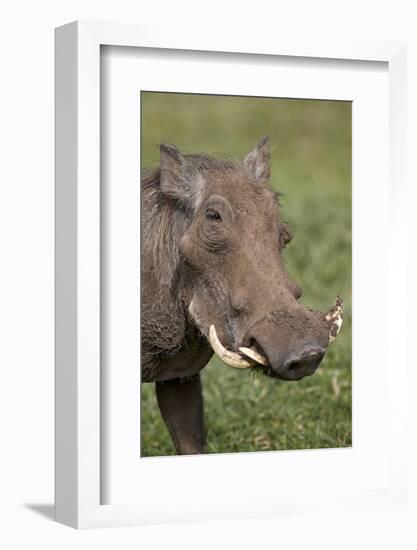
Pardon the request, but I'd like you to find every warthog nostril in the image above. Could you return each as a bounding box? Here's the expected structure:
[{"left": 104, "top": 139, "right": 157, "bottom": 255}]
[
  {"left": 308, "top": 349, "right": 323, "bottom": 358},
  {"left": 283, "top": 347, "right": 326, "bottom": 371}
]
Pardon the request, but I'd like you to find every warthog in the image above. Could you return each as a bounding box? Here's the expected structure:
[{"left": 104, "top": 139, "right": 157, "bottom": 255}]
[{"left": 141, "top": 137, "right": 342, "bottom": 455}]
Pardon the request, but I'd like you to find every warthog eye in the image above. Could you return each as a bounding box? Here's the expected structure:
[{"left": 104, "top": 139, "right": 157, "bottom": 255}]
[{"left": 205, "top": 207, "right": 222, "bottom": 222}]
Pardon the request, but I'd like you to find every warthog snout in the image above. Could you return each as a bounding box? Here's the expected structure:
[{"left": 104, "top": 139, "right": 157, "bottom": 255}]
[
  {"left": 209, "top": 297, "right": 343, "bottom": 380},
  {"left": 281, "top": 342, "right": 326, "bottom": 380},
  {"left": 241, "top": 314, "right": 329, "bottom": 381}
]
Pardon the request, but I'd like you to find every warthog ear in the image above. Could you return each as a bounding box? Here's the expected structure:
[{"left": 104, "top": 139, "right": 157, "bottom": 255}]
[
  {"left": 159, "top": 144, "right": 202, "bottom": 206},
  {"left": 243, "top": 136, "right": 271, "bottom": 184}
]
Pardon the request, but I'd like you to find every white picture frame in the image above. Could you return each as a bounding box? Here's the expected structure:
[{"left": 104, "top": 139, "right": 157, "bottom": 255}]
[{"left": 55, "top": 21, "right": 407, "bottom": 529}]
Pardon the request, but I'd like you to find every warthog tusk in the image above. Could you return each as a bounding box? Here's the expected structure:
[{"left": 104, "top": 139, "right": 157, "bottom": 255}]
[
  {"left": 239, "top": 346, "right": 268, "bottom": 366},
  {"left": 325, "top": 296, "right": 343, "bottom": 343},
  {"left": 209, "top": 325, "right": 254, "bottom": 369},
  {"left": 325, "top": 296, "right": 343, "bottom": 322},
  {"left": 329, "top": 315, "right": 343, "bottom": 343}
]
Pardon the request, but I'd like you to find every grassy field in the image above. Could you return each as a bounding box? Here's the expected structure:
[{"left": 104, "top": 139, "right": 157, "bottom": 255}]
[{"left": 141, "top": 92, "right": 351, "bottom": 456}]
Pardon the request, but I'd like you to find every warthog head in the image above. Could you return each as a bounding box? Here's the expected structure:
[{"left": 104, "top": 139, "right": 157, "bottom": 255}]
[{"left": 159, "top": 137, "right": 342, "bottom": 381}]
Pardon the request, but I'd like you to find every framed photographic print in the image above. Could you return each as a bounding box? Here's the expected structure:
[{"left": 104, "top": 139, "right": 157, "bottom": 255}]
[
  {"left": 55, "top": 21, "right": 407, "bottom": 528},
  {"left": 138, "top": 92, "right": 349, "bottom": 459}
]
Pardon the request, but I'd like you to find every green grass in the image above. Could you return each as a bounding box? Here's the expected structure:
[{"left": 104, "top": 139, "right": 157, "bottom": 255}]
[{"left": 141, "top": 92, "right": 352, "bottom": 456}]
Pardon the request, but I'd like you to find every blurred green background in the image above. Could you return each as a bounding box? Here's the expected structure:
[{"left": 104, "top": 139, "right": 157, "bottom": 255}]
[{"left": 141, "top": 92, "right": 351, "bottom": 456}]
